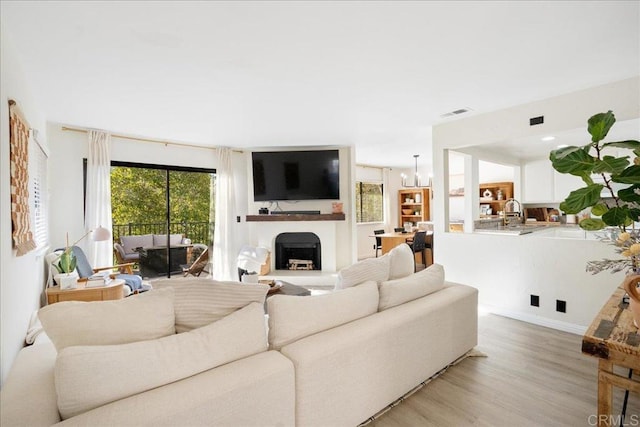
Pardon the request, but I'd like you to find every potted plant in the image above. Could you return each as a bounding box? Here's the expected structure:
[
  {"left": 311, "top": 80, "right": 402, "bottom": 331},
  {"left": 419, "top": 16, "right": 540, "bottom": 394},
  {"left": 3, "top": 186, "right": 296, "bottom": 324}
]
[
  {"left": 52, "top": 241, "right": 79, "bottom": 290},
  {"left": 550, "top": 110, "right": 640, "bottom": 323}
]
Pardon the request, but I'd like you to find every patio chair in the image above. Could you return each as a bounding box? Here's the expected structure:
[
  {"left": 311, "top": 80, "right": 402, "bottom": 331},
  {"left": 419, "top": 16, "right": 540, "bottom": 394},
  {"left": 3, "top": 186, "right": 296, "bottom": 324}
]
[{"left": 182, "top": 244, "right": 210, "bottom": 277}]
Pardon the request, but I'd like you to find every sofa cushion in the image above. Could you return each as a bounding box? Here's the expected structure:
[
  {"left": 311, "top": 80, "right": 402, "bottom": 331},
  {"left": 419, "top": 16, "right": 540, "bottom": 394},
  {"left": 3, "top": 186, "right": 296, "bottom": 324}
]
[
  {"left": 388, "top": 243, "right": 415, "bottom": 279},
  {"left": 334, "top": 255, "right": 390, "bottom": 290},
  {"left": 153, "top": 233, "right": 183, "bottom": 247},
  {"left": 267, "top": 281, "right": 379, "bottom": 350},
  {"left": 151, "top": 278, "right": 269, "bottom": 333},
  {"left": 54, "top": 302, "right": 268, "bottom": 420},
  {"left": 378, "top": 263, "right": 445, "bottom": 311},
  {"left": 120, "top": 234, "right": 153, "bottom": 254},
  {"left": 38, "top": 288, "right": 175, "bottom": 352}
]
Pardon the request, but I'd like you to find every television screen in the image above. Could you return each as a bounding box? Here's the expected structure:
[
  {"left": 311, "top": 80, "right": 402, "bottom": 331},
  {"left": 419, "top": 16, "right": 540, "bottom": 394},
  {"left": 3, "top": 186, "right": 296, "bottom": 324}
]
[{"left": 252, "top": 150, "right": 340, "bottom": 201}]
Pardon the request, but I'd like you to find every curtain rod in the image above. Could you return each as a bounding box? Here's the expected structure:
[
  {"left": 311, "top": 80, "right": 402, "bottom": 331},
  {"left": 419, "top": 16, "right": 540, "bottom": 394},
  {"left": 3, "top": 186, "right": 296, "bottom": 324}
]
[{"left": 61, "top": 126, "right": 242, "bottom": 152}]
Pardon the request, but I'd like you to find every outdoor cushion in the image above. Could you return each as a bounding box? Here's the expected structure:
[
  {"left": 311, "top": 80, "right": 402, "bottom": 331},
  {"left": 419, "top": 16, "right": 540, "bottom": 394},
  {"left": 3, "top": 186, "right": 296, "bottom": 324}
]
[
  {"left": 153, "top": 234, "right": 183, "bottom": 247},
  {"left": 378, "top": 263, "right": 445, "bottom": 311},
  {"left": 54, "top": 302, "right": 268, "bottom": 419},
  {"left": 38, "top": 288, "right": 175, "bottom": 352},
  {"left": 120, "top": 234, "right": 153, "bottom": 254}
]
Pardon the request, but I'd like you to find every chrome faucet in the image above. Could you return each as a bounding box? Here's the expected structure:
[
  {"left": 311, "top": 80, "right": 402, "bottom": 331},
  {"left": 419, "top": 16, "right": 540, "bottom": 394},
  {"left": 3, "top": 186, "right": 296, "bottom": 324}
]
[{"left": 503, "top": 198, "right": 522, "bottom": 226}]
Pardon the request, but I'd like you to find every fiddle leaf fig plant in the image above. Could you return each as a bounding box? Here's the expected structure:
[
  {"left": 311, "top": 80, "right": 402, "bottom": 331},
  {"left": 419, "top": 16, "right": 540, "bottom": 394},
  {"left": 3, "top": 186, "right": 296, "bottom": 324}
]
[{"left": 549, "top": 111, "right": 640, "bottom": 231}]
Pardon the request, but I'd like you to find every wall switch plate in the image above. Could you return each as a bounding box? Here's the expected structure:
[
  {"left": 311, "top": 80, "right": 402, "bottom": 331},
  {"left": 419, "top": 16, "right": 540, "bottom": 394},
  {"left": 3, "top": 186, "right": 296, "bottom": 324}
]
[{"left": 556, "top": 300, "right": 566, "bottom": 313}]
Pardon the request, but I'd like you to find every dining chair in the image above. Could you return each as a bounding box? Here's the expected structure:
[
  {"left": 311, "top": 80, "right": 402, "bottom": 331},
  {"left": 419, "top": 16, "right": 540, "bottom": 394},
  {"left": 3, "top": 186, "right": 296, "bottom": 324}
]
[
  {"left": 407, "top": 231, "right": 427, "bottom": 271},
  {"left": 373, "top": 229, "right": 385, "bottom": 257},
  {"left": 394, "top": 227, "right": 404, "bottom": 232}
]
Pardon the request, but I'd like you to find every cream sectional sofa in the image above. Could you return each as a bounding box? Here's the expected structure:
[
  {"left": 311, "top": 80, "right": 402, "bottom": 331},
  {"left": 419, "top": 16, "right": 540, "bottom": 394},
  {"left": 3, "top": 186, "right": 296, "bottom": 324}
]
[{"left": 1, "top": 244, "right": 478, "bottom": 427}]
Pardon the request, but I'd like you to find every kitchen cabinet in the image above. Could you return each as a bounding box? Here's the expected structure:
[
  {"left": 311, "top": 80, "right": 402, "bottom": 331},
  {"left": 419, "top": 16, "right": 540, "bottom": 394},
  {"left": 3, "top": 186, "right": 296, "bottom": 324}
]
[
  {"left": 398, "top": 188, "right": 430, "bottom": 228},
  {"left": 479, "top": 182, "right": 514, "bottom": 215}
]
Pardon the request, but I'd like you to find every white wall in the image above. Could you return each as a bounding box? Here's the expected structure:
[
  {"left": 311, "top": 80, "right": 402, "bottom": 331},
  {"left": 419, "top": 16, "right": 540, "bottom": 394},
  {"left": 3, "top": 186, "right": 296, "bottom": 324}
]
[
  {"left": 0, "top": 27, "right": 49, "bottom": 386},
  {"left": 432, "top": 76, "right": 640, "bottom": 332}
]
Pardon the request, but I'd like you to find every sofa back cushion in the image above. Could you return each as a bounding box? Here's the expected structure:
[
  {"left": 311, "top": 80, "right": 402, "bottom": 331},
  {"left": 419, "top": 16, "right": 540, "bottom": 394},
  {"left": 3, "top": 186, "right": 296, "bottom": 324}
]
[
  {"left": 388, "top": 243, "right": 416, "bottom": 279},
  {"left": 267, "top": 281, "right": 379, "bottom": 350},
  {"left": 334, "top": 255, "right": 390, "bottom": 290},
  {"left": 153, "top": 233, "right": 183, "bottom": 247},
  {"left": 55, "top": 302, "right": 268, "bottom": 420},
  {"left": 38, "top": 288, "right": 175, "bottom": 352},
  {"left": 120, "top": 234, "right": 153, "bottom": 254},
  {"left": 152, "top": 278, "right": 269, "bottom": 333},
  {"left": 378, "top": 263, "right": 445, "bottom": 311}
]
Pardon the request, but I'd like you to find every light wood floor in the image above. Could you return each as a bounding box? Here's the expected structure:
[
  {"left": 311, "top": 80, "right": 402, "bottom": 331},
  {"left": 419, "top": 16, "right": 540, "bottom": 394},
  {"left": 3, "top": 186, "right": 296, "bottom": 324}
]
[{"left": 371, "top": 314, "right": 640, "bottom": 426}]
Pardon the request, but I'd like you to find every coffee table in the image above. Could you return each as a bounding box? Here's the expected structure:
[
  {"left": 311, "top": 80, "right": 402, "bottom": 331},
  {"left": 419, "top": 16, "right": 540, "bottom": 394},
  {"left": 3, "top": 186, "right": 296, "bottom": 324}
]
[{"left": 262, "top": 280, "right": 311, "bottom": 312}]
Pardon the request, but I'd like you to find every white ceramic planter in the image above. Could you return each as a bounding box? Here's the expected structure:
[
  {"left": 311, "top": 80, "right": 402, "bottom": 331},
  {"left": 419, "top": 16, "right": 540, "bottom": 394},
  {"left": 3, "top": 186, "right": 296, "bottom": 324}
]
[{"left": 54, "top": 272, "right": 79, "bottom": 289}]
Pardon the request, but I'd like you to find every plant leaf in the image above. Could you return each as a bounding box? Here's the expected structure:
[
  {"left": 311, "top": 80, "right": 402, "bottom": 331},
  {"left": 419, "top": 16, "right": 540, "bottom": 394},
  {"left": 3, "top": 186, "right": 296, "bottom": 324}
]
[
  {"left": 588, "top": 111, "right": 615, "bottom": 143},
  {"left": 559, "top": 184, "right": 603, "bottom": 214},
  {"left": 602, "top": 206, "right": 632, "bottom": 227},
  {"left": 579, "top": 218, "right": 607, "bottom": 230},
  {"left": 591, "top": 203, "right": 609, "bottom": 216},
  {"left": 549, "top": 146, "right": 596, "bottom": 176},
  {"left": 592, "top": 156, "right": 629, "bottom": 174},
  {"left": 612, "top": 165, "right": 640, "bottom": 184},
  {"left": 602, "top": 140, "right": 640, "bottom": 151},
  {"left": 617, "top": 186, "right": 640, "bottom": 203}
]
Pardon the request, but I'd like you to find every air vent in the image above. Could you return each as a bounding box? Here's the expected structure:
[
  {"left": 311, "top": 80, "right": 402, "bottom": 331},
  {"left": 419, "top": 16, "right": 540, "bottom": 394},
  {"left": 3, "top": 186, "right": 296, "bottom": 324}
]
[
  {"left": 530, "top": 116, "right": 544, "bottom": 126},
  {"left": 440, "top": 108, "right": 473, "bottom": 118}
]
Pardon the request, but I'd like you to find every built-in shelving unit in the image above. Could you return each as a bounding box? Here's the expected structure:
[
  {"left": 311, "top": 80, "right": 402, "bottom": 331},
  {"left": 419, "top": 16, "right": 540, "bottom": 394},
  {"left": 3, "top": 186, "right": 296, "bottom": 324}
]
[
  {"left": 398, "top": 188, "right": 430, "bottom": 228},
  {"left": 479, "top": 182, "right": 514, "bottom": 216}
]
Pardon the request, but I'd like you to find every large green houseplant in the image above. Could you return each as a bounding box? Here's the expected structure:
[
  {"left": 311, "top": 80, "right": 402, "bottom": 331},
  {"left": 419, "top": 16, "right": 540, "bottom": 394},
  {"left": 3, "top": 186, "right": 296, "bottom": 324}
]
[{"left": 550, "top": 110, "right": 640, "bottom": 274}]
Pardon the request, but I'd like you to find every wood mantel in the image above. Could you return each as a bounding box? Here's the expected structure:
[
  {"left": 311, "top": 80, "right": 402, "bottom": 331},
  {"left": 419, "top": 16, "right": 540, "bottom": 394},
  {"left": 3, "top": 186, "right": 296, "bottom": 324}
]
[{"left": 246, "top": 213, "right": 345, "bottom": 222}]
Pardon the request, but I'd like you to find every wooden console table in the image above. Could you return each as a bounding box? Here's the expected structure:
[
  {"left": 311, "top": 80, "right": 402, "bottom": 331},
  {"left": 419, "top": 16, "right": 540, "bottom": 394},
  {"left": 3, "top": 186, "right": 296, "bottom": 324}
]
[
  {"left": 582, "top": 285, "right": 640, "bottom": 426},
  {"left": 46, "top": 279, "right": 125, "bottom": 304}
]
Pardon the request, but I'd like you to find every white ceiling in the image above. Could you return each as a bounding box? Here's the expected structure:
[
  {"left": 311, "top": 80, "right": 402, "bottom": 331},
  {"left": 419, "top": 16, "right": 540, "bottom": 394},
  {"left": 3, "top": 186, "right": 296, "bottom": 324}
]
[{"left": 2, "top": 1, "right": 639, "bottom": 168}]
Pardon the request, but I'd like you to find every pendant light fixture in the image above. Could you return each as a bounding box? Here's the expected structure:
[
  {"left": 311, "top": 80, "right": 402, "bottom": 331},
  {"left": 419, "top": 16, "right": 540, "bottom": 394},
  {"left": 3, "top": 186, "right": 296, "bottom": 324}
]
[{"left": 400, "top": 154, "right": 421, "bottom": 187}]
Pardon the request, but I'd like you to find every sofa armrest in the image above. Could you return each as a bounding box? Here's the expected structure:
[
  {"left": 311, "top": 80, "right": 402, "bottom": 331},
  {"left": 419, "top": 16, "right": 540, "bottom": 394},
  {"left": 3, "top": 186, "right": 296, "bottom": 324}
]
[{"left": 0, "top": 342, "right": 61, "bottom": 426}]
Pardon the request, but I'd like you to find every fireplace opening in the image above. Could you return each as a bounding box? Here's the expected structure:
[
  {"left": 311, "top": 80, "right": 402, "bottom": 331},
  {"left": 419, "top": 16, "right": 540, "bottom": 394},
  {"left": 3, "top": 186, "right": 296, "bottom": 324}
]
[{"left": 275, "top": 232, "right": 321, "bottom": 270}]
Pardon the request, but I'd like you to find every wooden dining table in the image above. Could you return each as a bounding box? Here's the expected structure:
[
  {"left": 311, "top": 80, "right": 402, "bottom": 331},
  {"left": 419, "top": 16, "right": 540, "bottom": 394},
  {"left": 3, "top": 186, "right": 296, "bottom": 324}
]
[{"left": 372, "top": 231, "right": 433, "bottom": 265}]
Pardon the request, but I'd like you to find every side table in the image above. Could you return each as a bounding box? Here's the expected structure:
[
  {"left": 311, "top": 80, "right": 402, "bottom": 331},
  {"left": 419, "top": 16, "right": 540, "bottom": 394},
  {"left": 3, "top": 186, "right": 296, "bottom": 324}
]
[
  {"left": 46, "top": 279, "right": 125, "bottom": 304},
  {"left": 582, "top": 285, "right": 640, "bottom": 426}
]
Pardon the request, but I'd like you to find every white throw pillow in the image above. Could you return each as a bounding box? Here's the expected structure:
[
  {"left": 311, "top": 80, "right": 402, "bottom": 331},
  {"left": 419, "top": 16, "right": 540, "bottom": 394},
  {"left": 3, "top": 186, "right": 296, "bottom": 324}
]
[
  {"left": 55, "top": 302, "right": 268, "bottom": 420},
  {"left": 151, "top": 278, "right": 269, "bottom": 333},
  {"left": 38, "top": 288, "right": 176, "bottom": 352},
  {"left": 334, "top": 255, "right": 390, "bottom": 290},
  {"left": 378, "top": 263, "right": 445, "bottom": 311},
  {"left": 388, "top": 243, "right": 415, "bottom": 279},
  {"left": 267, "top": 281, "right": 379, "bottom": 350}
]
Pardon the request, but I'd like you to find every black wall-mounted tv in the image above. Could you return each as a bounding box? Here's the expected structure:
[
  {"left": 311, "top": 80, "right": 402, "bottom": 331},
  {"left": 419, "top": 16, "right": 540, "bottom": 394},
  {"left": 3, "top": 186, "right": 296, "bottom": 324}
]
[{"left": 252, "top": 150, "right": 340, "bottom": 201}]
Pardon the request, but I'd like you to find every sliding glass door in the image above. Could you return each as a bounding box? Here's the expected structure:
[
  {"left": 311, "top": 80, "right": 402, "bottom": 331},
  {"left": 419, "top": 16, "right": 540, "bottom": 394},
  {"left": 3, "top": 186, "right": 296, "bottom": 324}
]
[{"left": 110, "top": 162, "right": 215, "bottom": 278}]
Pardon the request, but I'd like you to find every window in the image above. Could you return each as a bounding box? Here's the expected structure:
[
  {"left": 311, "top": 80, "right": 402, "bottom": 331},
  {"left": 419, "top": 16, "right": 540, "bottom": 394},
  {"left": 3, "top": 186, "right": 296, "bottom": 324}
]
[
  {"left": 355, "top": 182, "right": 383, "bottom": 223},
  {"left": 29, "top": 132, "right": 48, "bottom": 249}
]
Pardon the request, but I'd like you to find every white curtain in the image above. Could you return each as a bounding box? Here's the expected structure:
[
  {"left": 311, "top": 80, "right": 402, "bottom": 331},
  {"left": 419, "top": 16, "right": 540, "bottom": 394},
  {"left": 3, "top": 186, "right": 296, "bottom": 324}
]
[
  {"left": 212, "top": 147, "right": 238, "bottom": 281},
  {"left": 85, "top": 130, "right": 113, "bottom": 267}
]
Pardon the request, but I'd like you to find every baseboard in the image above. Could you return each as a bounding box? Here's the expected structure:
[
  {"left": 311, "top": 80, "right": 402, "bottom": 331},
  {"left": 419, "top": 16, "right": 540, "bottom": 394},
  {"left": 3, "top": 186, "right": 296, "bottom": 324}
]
[{"left": 479, "top": 304, "right": 587, "bottom": 336}]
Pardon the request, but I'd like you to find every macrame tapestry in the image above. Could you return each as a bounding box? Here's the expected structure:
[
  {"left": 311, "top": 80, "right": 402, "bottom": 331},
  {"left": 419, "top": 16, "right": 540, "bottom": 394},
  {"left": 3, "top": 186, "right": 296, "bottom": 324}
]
[{"left": 9, "top": 100, "right": 36, "bottom": 255}]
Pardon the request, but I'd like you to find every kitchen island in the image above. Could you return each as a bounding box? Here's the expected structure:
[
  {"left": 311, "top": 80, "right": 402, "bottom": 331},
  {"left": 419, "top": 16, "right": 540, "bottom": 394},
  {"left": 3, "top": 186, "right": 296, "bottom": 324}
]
[{"left": 435, "top": 224, "right": 623, "bottom": 334}]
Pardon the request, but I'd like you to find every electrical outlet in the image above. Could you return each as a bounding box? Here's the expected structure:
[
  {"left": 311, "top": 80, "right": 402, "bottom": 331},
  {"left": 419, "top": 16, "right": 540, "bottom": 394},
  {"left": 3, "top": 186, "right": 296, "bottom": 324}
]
[
  {"left": 530, "top": 295, "right": 539, "bottom": 307},
  {"left": 556, "top": 300, "right": 566, "bottom": 313}
]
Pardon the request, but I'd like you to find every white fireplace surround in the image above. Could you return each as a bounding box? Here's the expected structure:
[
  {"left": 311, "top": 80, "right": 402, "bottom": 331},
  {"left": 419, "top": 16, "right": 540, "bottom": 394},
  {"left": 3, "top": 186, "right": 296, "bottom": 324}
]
[{"left": 249, "top": 221, "right": 338, "bottom": 273}]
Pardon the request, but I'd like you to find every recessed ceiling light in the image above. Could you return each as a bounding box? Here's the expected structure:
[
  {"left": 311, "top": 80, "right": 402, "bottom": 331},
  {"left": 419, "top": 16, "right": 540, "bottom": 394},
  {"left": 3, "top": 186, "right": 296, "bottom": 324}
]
[
  {"left": 556, "top": 144, "right": 569, "bottom": 149},
  {"left": 541, "top": 136, "right": 556, "bottom": 141}
]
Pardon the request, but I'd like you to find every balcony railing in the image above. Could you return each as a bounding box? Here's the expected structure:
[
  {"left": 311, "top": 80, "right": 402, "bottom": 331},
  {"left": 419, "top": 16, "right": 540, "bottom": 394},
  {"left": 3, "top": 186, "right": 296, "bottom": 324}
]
[{"left": 112, "top": 221, "right": 214, "bottom": 245}]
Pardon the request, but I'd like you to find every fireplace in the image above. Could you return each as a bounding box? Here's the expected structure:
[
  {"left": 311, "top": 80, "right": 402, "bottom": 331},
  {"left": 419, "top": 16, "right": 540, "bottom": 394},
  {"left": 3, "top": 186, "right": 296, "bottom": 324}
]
[{"left": 275, "top": 232, "right": 321, "bottom": 270}]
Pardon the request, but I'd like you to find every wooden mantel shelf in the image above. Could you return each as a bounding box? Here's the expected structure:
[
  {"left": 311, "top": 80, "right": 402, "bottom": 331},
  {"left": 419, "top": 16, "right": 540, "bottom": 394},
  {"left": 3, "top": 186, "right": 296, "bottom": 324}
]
[{"left": 246, "top": 213, "right": 345, "bottom": 222}]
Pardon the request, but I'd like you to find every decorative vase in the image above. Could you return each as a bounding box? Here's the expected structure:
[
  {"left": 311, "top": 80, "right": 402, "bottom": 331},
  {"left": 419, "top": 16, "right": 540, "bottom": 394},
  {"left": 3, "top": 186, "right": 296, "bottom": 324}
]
[
  {"left": 54, "top": 271, "right": 79, "bottom": 290},
  {"left": 623, "top": 275, "right": 640, "bottom": 328}
]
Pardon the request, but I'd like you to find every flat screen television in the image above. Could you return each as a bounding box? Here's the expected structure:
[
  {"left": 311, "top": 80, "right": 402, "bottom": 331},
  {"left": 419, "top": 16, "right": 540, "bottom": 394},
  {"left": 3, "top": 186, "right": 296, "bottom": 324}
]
[{"left": 252, "top": 150, "right": 340, "bottom": 201}]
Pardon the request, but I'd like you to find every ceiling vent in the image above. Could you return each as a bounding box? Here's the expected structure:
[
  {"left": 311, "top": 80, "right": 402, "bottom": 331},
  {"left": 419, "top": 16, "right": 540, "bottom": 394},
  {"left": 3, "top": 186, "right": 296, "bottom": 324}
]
[{"left": 440, "top": 108, "right": 473, "bottom": 118}]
